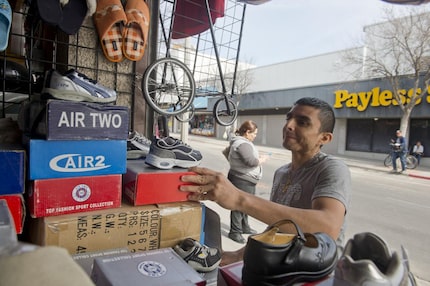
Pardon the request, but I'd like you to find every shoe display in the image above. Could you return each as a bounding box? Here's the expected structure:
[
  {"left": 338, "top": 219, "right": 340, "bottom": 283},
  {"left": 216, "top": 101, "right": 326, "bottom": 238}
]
[
  {"left": 334, "top": 232, "right": 411, "bottom": 286},
  {"left": 242, "top": 219, "right": 338, "bottom": 286},
  {"left": 42, "top": 69, "right": 117, "bottom": 103},
  {"left": 228, "top": 232, "right": 246, "bottom": 244},
  {"left": 145, "top": 136, "right": 202, "bottom": 169},
  {"left": 0, "top": 59, "right": 31, "bottom": 93},
  {"left": 173, "top": 238, "right": 221, "bottom": 272},
  {"left": 127, "top": 131, "right": 151, "bottom": 159}
]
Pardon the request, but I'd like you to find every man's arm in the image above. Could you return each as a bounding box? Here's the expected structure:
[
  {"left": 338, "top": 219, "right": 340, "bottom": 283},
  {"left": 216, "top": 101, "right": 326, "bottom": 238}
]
[{"left": 180, "top": 167, "right": 345, "bottom": 240}]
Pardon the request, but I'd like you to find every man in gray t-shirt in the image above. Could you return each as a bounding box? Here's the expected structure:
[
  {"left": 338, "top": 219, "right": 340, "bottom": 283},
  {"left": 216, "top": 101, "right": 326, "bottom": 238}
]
[{"left": 180, "top": 97, "right": 352, "bottom": 265}]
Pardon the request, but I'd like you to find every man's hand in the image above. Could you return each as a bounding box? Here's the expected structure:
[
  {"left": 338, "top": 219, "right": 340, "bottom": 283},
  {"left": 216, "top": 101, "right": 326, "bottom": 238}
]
[{"left": 179, "top": 167, "right": 242, "bottom": 211}]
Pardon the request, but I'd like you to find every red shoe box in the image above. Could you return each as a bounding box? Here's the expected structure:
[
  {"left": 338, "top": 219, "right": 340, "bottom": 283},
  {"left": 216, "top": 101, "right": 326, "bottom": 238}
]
[
  {"left": 28, "top": 175, "right": 122, "bottom": 218},
  {"left": 0, "top": 194, "right": 25, "bottom": 234},
  {"left": 217, "top": 261, "right": 334, "bottom": 286},
  {"left": 123, "top": 160, "right": 196, "bottom": 205}
]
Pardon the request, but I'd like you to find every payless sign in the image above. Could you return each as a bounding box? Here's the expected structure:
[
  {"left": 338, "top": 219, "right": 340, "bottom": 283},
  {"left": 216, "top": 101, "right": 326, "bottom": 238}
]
[{"left": 333, "top": 86, "right": 430, "bottom": 111}]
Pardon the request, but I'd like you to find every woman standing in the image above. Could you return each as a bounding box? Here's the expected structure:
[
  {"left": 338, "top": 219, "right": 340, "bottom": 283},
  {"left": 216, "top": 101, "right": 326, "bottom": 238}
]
[{"left": 225, "top": 120, "right": 267, "bottom": 243}]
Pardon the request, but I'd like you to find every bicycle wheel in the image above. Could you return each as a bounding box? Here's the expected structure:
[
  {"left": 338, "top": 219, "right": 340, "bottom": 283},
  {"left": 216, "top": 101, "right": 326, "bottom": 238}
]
[
  {"left": 406, "top": 155, "right": 418, "bottom": 169},
  {"left": 175, "top": 104, "right": 195, "bottom": 123},
  {"left": 142, "top": 58, "right": 195, "bottom": 116},
  {"left": 214, "top": 98, "right": 238, "bottom": 126},
  {"left": 384, "top": 155, "right": 392, "bottom": 167}
]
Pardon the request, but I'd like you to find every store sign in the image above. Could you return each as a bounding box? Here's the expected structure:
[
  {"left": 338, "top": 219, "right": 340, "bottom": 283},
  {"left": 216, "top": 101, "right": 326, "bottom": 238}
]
[{"left": 333, "top": 86, "right": 430, "bottom": 111}]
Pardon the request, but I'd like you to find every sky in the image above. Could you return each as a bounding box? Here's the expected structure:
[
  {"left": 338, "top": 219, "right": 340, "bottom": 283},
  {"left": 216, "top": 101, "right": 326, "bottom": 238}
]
[{"left": 238, "top": 0, "right": 427, "bottom": 67}]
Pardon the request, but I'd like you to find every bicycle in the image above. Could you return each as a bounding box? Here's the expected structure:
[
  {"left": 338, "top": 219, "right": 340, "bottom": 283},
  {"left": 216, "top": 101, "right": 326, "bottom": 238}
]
[
  {"left": 141, "top": 0, "right": 244, "bottom": 126},
  {"left": 383, "top": 143, "right": 418, "bottom": 169}
]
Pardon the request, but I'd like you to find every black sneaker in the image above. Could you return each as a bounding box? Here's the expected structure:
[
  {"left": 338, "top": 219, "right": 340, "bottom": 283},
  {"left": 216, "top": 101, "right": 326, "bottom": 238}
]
[
  {"left": 42, "top": 69, "right": 117, "bottom": 103},
  {"left": 145, "top": 136, "right": 202, "bottom": 169},
  {"left": 127, "top": 131, "right": 151, "bottom": 159},
  {"left": 174, "top": 238, "right": 221, "bottom": 272}
]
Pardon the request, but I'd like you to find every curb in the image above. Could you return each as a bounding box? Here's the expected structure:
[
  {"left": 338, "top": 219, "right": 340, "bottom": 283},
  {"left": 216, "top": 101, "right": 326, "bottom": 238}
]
[{"left": 408, "top": 173, "right": 430, "bottom": 180}]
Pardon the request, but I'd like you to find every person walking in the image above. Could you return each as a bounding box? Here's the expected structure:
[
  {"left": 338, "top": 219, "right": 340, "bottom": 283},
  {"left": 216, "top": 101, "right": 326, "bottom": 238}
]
[
  {"left": 391, "top": 130, "right": 407, "bottom": 173},
  {"left": 224, "top": 120, "right": 267, "bottom": 243},
  {"left": 412, "top": 141, "right": 424, "bottom": 165}
]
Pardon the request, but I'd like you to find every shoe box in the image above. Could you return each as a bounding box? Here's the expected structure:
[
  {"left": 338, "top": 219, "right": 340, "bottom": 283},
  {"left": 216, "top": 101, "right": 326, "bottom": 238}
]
[
  {"left": 28, "top": 139, "right": 126, "bottom": 180},
  {"left": 0, "top": 143, "right": 26, "bottom": 195},
  {"left": 0, "top": 194, "right": 25, "bottom": 234},
  {"left": 27, "top": 174, "right": 122, "bottom": 218},
  {"left": 217, "top": 261, "right": 334, "bottom": 286},
  {"left": 90, "top": 248, "right": 206, "bottom": 286},
  {"left": 123, "top": 160, "right": 197, "bottom": 205},
  {"left": 72, "top": 248, "right": 130, "bottom": 276},
  {"left": 44, "top": 100, "right": 129, "bottom": 140},
  {"left": 27, "top": 201, "right": 203, "bottom": 255},
  {"left": 0, "top": 199, "right": 17, "bottom": 246}
]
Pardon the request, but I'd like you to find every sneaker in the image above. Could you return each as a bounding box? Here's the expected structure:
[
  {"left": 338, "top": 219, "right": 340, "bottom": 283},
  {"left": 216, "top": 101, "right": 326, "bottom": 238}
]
[
  {"left": 42, "top": 69, "right": 117, "bottom": 103},
  {"left": 127, "top": 131, "right": 151, "bottom": 159},
  {"left": 174, "top": 238, "right": 221, "bottom": 272},
  {"left": 334, "top": 232, "right": 410, "bottom": 286},
  {"left": 145, "top": 136, "right": 202, "bottom": 169}
]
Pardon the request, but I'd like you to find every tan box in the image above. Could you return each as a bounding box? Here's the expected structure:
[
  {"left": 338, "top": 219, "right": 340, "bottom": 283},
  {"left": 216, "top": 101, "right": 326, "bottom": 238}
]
[{"left": 28, "top": 201, "right": 203, "bottom": 255}]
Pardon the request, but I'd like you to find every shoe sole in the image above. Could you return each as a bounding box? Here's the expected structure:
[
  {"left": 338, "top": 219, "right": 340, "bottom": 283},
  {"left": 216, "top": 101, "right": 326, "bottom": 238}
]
[
  {"left": 43, "top": 88, "right": 116, "bottom": 104},
  {"left": 242, "top": 257, "right": 337, "bottom": 286},
  {"left": 145, "top": 153, "right": 201, "bottom": 169},
  {"left": 127, "top": 150, "right": 147, "bottom": 159}
]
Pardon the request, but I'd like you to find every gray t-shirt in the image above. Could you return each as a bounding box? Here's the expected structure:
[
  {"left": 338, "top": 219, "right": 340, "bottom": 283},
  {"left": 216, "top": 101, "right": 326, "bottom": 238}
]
[{"left": 270, "top": 152, "right": 351, "bottom": 246}]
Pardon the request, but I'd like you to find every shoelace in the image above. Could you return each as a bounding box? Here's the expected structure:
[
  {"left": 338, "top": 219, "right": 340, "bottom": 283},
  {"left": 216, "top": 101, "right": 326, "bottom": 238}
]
[
  {"left": 135, "top": 132, "right": 151, "bottom": 144},
  {"left": 68, "top": 69, "right": 97, "bottom": 84}
]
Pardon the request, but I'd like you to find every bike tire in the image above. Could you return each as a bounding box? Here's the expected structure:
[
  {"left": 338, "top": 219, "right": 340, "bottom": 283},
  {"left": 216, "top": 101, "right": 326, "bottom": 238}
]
[
  {"left": 175, "top": 104, "right": 195, "bottom": 123},
  {"left": 142, "top": 58, "right": 195, "bottom": 116},
  {"left": 406, "top": 155, "right": 418, "bottom": 169},
  {"left": 213, "top": 98, "right": 238, "bottom": 126},
  {"left": 384, "top": 155, "right": 392, "bottom": 167}
]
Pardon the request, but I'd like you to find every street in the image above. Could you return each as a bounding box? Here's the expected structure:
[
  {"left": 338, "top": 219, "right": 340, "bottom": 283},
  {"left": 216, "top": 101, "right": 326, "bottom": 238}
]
[{"left": 183, "top": 134, "right": 430, "bottom": 285}]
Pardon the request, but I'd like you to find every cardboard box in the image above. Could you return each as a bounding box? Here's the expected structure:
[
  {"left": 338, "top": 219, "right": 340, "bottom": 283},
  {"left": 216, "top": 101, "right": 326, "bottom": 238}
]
[
  {"left": 28, "top": 201, "right": 203, "bottom": 255},
  {"left": 123, "top": 160, "right": 196, "bottom": 205},
  {"left": 0, "top": 194, "right": 25, "bottom": 234},
  {"left": 28, "top": 175, "right": 122, "bottom": 218},
  {"left": 46, "top": 100, "right": 129, "bottom": 140},
  {"left": 217, "top": 261, "right": 334, "bottom": 286},
  {"left": 91, "top": 248, "right": 206, "bottom": 286},
  {"left": 73, "top": 248, "right": 130, "bottom": 276},
  {"left": 29, "top": 139, "right": 126, "bottom": 180},
  {"left": 0, "top": 143, "right": 25, "bottom": 195}
]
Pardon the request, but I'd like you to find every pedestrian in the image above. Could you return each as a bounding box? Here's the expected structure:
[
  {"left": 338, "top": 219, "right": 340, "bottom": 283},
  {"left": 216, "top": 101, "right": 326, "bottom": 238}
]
[
  {"left": 224, "top": 120, "right": 268, "bottom": 244},
  {"left": 180, "top": 97, "right": 351, "bottom": 265},
  {"left": 412, "top": 141, "right": 424, "bottom": 165},
  {"left": 390, "top": 130, "right": 407, "bottom": 173}
]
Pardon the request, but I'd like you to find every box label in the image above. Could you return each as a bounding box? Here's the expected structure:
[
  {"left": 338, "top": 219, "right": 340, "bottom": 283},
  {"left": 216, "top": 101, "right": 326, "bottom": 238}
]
[
  {"left": 47, "top": 100, "right": 129, "bottom": 140},
  {"left": 29, "top": 139, "right": 126, "bottom": 179}
]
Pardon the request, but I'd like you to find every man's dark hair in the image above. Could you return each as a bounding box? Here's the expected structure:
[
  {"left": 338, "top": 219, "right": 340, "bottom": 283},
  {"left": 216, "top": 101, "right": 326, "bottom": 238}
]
[{"left": 294, "top": 97, "right": 335, "bottom": 133}]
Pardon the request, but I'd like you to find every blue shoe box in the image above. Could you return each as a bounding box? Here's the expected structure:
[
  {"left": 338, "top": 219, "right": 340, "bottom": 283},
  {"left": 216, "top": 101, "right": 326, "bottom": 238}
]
[
  {"left": 0, "top": 144, "right": 26, "bottom": 195},
  {"left": 46, "top": 100, "right": 129, "bottom": 140},
  {"left": 29, "top": 139, "right": 127, "bottom": 180}
]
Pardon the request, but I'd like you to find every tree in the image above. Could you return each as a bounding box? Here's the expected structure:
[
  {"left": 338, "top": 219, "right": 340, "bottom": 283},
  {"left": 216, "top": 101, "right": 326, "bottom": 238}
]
[{"left": 342, "top": 7, "right": 430, "bottom": 142}]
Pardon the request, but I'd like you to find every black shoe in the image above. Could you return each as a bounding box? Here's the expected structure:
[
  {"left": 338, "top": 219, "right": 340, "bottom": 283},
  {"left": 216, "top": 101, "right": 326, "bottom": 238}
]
[
  {"left": 242, "top": 219, "right": 338, "bottom": 286},
  {"left": 228, "top": 232, "right": 246, "bottom": 244},
  {"left": 243, "top": 228, "right": 258, "bottom": 235}
]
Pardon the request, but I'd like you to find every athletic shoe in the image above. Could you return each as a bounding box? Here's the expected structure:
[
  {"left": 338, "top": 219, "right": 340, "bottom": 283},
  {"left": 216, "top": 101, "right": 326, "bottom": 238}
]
[
  {"left": 127, "top": 131, "right": 151, "bottom": 159},
  {"left": 334, "top": 232, "right": 411, "bottom": 286},
  {"left": 42, "top": 69, "right": 117, "bottom": 103},
  {"left": 145, "top": 136, "right": 202, "bottom": 169},
  {"left": 174, "top": 238, "right": 221, "bottom": 272}
]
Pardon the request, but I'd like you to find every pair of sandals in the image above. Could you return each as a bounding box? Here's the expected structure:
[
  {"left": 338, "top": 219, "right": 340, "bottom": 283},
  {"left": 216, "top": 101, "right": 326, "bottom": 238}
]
[{"left": 93, "top": 0, "right": 150, "bottom": 63}]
